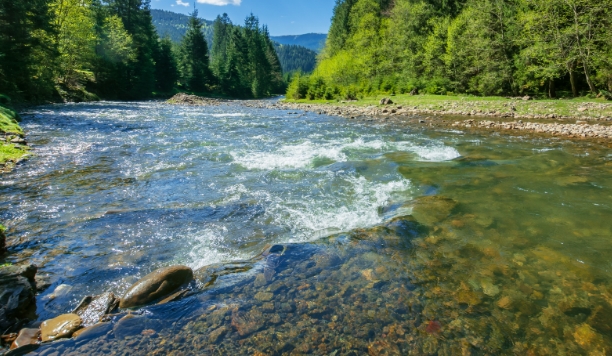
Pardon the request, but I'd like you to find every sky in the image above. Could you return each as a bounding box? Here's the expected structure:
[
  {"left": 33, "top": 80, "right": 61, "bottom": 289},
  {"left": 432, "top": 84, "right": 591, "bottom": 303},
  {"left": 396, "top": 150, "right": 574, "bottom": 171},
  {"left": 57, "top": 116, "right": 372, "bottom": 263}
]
[{"left": 151, "top": 0, "right": 336, "bottom": 36}]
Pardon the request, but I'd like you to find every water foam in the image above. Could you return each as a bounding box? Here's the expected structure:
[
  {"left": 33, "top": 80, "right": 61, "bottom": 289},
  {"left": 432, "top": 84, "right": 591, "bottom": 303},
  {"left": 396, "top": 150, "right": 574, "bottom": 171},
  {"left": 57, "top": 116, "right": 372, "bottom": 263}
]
[
  {"left": 264, "top": 172, "right": 412, "bottom": 242},
  {"left": 232, "top": 137, "right": 461, "bottom": 170}
]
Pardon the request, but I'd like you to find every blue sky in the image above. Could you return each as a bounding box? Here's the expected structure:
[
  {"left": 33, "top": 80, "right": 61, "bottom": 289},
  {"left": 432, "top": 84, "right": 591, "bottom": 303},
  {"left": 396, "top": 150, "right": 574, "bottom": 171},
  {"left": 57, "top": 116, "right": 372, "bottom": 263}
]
[{"left": 151, "top": 0, "right": 335, "bottom": 36}]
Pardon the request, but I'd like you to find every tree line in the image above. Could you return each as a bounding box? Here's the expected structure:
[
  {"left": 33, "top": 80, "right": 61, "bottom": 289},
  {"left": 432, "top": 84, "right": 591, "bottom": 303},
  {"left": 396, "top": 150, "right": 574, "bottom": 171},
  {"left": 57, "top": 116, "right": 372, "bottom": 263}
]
[
  {"left": 0, "top": 0, "right": 284, "bottom": 102},
  {"left": 288, "top": 0, "right": 612, "bottom": 100}
]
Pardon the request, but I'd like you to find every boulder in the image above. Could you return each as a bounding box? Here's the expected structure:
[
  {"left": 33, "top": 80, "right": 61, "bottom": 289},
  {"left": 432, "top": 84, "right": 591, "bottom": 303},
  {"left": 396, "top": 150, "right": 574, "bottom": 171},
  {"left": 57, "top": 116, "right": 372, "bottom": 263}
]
[
  {"left": 9, "top": 328, "right": 40, "bottom": 350},
  {"left": 0, "top": 265, "right": 37, "bottom": 332},
  {"left": 40, "top": 313, "right": 82, "bottom": 342},
  {"left": 409, "top": 195, "right": 458, "bottom": 226},
  {"left": 72, "top": 292, "right": 120, "bottom": 327},
  {"left": 119, "top": 265, "right": 193, "bottom": 308}
]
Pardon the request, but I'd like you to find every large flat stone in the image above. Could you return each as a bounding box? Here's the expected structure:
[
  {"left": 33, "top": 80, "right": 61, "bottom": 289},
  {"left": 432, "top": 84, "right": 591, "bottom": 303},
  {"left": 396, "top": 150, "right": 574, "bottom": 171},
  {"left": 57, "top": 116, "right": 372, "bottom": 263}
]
[
  {"left": 120, "top": 265, "right": 193, "bottom": 308},
  {"left": 40, "top": 313, "right": 82, "bottom": 342}
]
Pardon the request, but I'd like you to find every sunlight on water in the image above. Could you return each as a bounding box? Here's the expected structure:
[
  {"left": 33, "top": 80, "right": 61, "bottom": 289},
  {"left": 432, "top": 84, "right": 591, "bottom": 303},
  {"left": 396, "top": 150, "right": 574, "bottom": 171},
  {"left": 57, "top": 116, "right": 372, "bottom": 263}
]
[{"left": 4, "top": 101, "right": 612, "bottom": 355}]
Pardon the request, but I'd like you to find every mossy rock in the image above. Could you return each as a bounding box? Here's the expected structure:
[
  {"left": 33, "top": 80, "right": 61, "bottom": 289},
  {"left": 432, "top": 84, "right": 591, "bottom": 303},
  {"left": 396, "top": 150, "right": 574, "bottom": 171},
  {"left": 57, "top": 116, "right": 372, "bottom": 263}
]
[{"left": 408, "top": 195, "right": 458, "bottom": 226}]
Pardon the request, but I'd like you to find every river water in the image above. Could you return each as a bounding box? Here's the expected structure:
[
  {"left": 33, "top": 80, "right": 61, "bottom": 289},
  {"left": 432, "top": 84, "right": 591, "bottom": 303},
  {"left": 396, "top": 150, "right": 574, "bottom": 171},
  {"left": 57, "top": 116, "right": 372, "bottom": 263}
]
[{"left": 2, "top": 101, "right": 612, "bottom": 355}]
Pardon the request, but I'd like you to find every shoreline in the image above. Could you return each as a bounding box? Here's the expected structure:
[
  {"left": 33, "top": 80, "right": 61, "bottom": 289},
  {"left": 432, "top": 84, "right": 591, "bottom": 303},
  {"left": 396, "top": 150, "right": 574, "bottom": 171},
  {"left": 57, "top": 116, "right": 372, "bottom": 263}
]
[{"left": 244, "top": 97, "right": 612, "bottom": 141}]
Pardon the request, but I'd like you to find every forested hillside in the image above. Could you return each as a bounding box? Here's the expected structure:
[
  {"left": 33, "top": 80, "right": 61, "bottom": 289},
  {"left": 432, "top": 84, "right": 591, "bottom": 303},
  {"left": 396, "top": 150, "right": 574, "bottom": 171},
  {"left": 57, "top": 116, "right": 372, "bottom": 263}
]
[
  {"left": 150, "top": 9, "right": 319, "bottom": 75},
  {"left": 0, "top": 0, "right": 283, "bottom": 102},
  {"left": 288, "top": 0, "right": 612, "bottom": 100},
  {"left": 274, "top": 44, "right": 317, "bottom": 74},
  {"left": 271, "top": 33, "right": 327, "bottom": 52},
  {"left": 151, "top": 9, "right": 213, "bottom": 47}
]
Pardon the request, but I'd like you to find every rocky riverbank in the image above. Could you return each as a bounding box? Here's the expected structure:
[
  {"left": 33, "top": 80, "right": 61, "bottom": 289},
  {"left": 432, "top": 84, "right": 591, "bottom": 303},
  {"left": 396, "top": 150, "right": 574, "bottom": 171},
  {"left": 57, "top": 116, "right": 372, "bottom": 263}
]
[
  {"left": 242, "top": 99, "right": 612, "bottom": 141},
  {"left": 166, "top": 93, "right": 224, "bottom": 106}
]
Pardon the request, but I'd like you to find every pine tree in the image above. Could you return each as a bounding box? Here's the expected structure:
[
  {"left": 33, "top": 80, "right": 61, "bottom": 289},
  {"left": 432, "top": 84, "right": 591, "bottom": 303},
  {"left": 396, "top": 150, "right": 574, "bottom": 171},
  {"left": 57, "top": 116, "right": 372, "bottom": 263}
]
[
  {"left": 179, "top": 9, "right": 212, "bottom": 92},
  {"left": 154, "top": 36, "right": 178, "bottom": 92},
  {"left": 0, "top": 0, "right": 57, "bottom": 100}
]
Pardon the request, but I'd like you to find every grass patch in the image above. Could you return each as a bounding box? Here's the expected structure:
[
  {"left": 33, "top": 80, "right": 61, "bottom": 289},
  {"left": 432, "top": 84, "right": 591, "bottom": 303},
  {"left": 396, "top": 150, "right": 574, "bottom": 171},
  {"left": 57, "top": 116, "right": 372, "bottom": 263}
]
[
  {"left": 0, "top": 105, "right": 23, "bottom": 135},
  {"left": 285, "top": 94, "right": 612, "bottom": 120},
  {"left": 1, "top": 99, "right": 29, "bottom": 167}
]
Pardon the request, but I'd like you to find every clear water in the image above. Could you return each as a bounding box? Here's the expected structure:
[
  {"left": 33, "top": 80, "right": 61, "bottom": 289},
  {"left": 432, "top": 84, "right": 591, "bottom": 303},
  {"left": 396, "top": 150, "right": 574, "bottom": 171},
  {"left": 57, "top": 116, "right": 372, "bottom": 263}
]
[{"left": 2, "top": 101, "right": 612, "bottom": 355}]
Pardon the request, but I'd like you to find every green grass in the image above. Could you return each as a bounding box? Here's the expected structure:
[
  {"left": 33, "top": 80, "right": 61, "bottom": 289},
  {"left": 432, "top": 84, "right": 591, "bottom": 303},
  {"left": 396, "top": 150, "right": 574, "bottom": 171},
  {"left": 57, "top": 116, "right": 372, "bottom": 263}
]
[
  {"left": 1, "top": 100, "right": 29, "bottom": 167},
  {"left": 284, "top": 94, "right": 612, "bottom": 120}
]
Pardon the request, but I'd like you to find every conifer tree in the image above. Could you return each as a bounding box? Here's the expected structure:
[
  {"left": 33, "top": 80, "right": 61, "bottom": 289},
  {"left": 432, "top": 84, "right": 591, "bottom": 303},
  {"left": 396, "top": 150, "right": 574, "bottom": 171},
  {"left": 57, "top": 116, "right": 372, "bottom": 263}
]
[
  {"left": 179, "top": 9, "right": 212, "bottom": 92},
  {"left": 154, "top": 36, "right": 178, "bottom": 92}
]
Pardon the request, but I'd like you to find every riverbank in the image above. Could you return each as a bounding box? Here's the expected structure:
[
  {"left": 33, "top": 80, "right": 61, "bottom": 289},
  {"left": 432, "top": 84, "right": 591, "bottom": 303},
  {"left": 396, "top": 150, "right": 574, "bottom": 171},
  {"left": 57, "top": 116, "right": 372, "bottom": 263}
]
[
  {"left": 271, "top": 94, "right": 612, "bottom": 141},
  {"left": 0, "top": 102, "right": 29, "bottom": 172}
]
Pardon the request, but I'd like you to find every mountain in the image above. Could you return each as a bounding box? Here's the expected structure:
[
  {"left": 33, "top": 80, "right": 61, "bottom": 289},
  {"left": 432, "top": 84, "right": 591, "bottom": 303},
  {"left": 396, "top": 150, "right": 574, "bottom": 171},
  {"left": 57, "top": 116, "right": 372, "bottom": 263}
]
[
  {"left": 274, "top": 44, "right": 317, "bottom": 74},
  {"left": 150, "top": 9, "right": 321, "bottom": 74},
  {"left": 151, "top": 9, "right": 213, "bottom": 45},
  {"left": 270, "top": 34, "right": 327, "bottom": 53}
]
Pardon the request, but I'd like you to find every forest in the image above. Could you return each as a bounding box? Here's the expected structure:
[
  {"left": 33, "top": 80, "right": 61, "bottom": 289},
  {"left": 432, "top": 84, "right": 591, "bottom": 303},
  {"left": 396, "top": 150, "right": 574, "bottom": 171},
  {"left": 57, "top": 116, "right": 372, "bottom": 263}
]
[
  {"left": 288, "top": 0, "right": 612, "bottom": 100},
  {"left": 0, "top": 0, "right": 283, "bottom": 102}
]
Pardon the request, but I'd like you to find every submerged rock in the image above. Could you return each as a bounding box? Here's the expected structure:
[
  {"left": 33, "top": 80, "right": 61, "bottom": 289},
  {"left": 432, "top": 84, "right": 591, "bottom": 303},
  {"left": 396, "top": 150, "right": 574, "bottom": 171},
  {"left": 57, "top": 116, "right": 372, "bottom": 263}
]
[
  {"left": 72, "top": 292, "right": 120, "bottom": 327},
  {"left": 409, "top": 195, "right": 458, "bottom": 226},
  {"left": 194, "top": 261, "right": 254, "bottom": 288},
  {"left": 9, "top": 328, "right": 40, "bottom": 350},
  {"left": 0, "top": 265, "right": 37, "bottom": 331},
  {"left": 40, "top": 313, "right": 82, "bottom": 342},
  {"left": 120, "top": 265, "right": 193, "bottom": 308}
]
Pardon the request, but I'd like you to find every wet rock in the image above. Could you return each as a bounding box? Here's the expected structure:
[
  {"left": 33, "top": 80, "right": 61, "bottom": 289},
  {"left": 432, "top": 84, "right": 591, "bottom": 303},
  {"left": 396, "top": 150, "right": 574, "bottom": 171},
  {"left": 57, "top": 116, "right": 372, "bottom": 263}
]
[
  {"left": 410, "top": 195, "right": 458, "bottom": 226},
  {"left": 385, "top": 215, "right": 427, "bottom": 240},
  {"left": 313, "top": 253, "right": 342, "bottom": 269},
  {"left": 119, "top": 265, "right": 193, "bottom": 308},
  {"left": 9, "top": 328, "right": 40, "bottom": 350},
  {"left": 72, "top": 322, "right": 111, "bottom": 340},
  {"left": 40, "top": 314, "right": 82, "bottom": 342},
  {"left": 157, "top": 289, "right": 189, "bottom": 305},
  {"left": 72, "top": 292, "right": 119, "bottom": 327},
  {"left": 166, "top": 93, "right": 221, "bottom": 106},
  {"left": 0, "top": 265, "right": 37, "bottom": 331},
  {"left": 254, "top": 292, "right": 274, "bottom": 302},
  {"left": 231, "top": 310, "right": 263, "bottom": 336},
  {"left": 208, "top": 326, "right": 228, "bottom": 343},
  {"left": 194, "top": 261, "right": 254, "bottom": 288},
  {"left": 112, "top": 314, "right": 145, "bottom": 339}
]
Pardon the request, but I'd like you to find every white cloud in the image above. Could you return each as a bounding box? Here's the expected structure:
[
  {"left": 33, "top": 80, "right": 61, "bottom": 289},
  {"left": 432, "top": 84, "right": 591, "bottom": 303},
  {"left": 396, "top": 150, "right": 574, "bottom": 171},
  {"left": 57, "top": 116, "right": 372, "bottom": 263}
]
[
  {"left": 196, "top": 0, "right": 241, "bottom": 5},
  {"left": 176, "top": 0, "right": 190, "bottom": 6}
]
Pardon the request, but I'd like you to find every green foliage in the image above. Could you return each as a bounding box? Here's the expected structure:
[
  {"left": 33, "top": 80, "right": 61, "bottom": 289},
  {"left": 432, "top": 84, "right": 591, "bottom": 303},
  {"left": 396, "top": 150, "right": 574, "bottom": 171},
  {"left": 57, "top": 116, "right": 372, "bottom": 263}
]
[
  {"left": 0, "top": 0, "right": 57, "bottom": 101},
  {"left": 274, "top": 44, "right": 317, "bottom": 74},
  {"left": 296, "top": 0, "right": 612, "bottom": 100},
  {"left": 154, "top": 36, "right": 179, "bottom": 92},
  {"left": 0, "top": 101, "right": 28, "bottom": 165},
  {"left": 179, "top": 10, "right": 212, "bottom": 92}
]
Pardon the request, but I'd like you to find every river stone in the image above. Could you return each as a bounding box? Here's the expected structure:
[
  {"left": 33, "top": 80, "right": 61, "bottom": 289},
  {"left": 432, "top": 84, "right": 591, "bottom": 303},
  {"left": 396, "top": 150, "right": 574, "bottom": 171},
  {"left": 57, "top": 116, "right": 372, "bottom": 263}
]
[
  {"left": 72, "top": 322, "right": 111, "bottom": 340},
  {"left": 10, "top": 328, "right": 40, "bottom": 350},
  {"left": 0, "top": 265, "right": 37, "bottom": 331},
  {"left": 409, "top": 195, "right": 458, "bottom": 226},
  {"left": 119, "top": 265, "right": 193, "bottom": 308},
  {"left": 40, "top": 313, "right": 82, "bottom": 342},
  {"left": 72, "top": 292, "right": 120, "bottom": 327},
  {"left": 194, "top": 261, "right": 254, "bottom": 288}
]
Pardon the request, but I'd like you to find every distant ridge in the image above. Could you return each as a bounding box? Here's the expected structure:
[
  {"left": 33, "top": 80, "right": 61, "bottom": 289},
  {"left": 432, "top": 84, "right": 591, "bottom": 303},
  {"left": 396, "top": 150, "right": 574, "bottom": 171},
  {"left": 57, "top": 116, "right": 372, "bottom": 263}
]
[
  {"left": 150, "top": 9, "right": 327, "bottom": 53},
  {"left": 271, "top": 33, "right": 327, "bottom": 53}
]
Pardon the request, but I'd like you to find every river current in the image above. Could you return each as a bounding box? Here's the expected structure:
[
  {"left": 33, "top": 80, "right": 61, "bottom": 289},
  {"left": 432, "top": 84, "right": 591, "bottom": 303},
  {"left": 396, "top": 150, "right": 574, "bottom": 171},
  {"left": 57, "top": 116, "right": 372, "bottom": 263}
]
[{"left": 2, "top": 101, "right": 612, "bottom": 355}]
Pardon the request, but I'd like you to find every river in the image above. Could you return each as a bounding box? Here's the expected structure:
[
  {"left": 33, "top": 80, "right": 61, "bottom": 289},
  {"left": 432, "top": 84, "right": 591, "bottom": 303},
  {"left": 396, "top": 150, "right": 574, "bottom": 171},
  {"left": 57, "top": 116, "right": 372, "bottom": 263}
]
[{"left": 2, "top": 100, "right": 612, "bottom": 354}]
